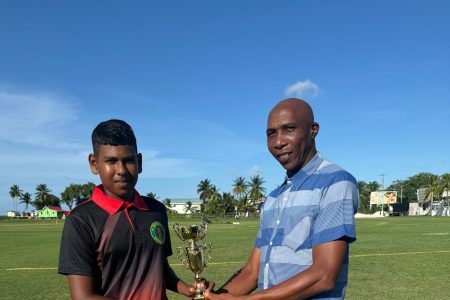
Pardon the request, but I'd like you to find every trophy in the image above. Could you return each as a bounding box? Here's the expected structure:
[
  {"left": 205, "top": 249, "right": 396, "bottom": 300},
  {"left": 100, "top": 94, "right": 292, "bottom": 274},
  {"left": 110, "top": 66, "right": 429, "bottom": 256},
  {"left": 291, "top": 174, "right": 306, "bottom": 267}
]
[{"left": 173, "top": 222, "right": 212, "bottom": 300}]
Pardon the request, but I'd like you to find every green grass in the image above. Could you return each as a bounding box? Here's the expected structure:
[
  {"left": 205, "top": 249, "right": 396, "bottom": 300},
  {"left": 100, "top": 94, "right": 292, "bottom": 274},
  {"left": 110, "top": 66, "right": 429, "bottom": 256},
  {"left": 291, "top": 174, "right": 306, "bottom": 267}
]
[{"left": 1, "top": 217, "right": 450, "bottom": 299}]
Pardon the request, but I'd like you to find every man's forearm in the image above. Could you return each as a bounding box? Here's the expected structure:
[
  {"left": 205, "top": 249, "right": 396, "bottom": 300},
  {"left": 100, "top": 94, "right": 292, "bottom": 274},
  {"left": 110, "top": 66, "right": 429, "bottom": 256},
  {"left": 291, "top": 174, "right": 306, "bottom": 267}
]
[
  {"left": 246, "top": 240, "right": 347, "bottom": 300},
  {"left": 165, "top": 266, "right": 179, "bottom": 292},
  {"left": 246, "top": 266, "right": 329, "bottom": 300},
  {"left": 218, "top": 267, "right": 258, "bottom": 295}
]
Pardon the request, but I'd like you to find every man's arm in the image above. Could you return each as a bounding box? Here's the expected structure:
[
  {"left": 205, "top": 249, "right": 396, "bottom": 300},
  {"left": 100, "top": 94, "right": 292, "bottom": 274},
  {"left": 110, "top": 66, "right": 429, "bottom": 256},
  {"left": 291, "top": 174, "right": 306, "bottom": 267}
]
[
  {"left": 210, "top": 247, "right": 260, "bottom": 296},
  {"left": 164, "top": 258, "right": 196, "bottom": 297},
  {"left": 206, "top": 240, "right": 347, "bottom": 300},
  {"left": 68, "top": 275, "right": 111, "bottom": 300}
]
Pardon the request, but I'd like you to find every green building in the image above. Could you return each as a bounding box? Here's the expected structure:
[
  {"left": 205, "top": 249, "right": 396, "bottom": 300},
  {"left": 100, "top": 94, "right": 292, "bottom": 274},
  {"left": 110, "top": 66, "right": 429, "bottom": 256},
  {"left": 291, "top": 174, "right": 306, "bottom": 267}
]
[{"left": 36, "top": 206, "right": 66, "bottom": 219}]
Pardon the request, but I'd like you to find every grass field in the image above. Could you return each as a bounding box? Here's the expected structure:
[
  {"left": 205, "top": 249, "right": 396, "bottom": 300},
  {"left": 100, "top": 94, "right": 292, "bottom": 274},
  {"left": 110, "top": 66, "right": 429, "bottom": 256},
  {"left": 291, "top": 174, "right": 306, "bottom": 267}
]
[{"left": 1, "top": 217, "right": 450, "bottom": 299}]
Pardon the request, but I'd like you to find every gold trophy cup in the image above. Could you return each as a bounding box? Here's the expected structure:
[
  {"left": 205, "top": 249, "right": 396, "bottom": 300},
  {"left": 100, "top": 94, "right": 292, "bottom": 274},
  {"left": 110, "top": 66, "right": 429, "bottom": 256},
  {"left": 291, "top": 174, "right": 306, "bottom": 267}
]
[{"left": 173, "top": 222, "right": 212, "bottom": 300}]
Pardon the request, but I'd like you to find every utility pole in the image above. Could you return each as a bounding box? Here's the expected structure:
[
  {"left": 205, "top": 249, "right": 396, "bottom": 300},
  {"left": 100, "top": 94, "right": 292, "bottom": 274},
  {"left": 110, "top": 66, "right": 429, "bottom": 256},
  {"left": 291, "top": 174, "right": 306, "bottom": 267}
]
[
  {"left": 379, "top": 173, "right": 387, "bottom": 190},
  {"left": 379, "top": 173, "right": 387, "bottom": 216},
  {"left": 400, "top": 186, "right": 403, "bottom": 203}
]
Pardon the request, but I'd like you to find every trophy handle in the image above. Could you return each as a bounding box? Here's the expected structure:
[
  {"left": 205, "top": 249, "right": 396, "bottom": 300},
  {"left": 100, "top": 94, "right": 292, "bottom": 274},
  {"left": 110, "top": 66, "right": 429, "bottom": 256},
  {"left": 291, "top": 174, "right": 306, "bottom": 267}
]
[
  {"left": 204, "top": 243, "right": 213, "bottom": 264},
  {"left": 173, "top": 223, "right": 185, "bottom": 241},
  {"left": 176, "top": 247, "right": 190, "bottom": 270},
  {"left": 201, "top": 221, "right": 208, "bottom": 233}
]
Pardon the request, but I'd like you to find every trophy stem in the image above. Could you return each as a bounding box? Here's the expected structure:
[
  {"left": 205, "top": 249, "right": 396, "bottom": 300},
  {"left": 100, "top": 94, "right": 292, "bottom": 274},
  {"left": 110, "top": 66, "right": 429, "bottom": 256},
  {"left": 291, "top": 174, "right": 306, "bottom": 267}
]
[{"left": 193, "top": 273, "right": 205, "bottom": 300}]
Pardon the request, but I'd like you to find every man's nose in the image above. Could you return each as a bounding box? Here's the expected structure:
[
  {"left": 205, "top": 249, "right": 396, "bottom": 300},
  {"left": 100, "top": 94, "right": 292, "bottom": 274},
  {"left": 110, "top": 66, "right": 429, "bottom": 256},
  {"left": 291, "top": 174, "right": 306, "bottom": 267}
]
[
  {"left": 274, "top": 133, "right": 288, "bottom": 149},
  {"left": 116, "top": 161, "right": 127, "bottom": 175}
]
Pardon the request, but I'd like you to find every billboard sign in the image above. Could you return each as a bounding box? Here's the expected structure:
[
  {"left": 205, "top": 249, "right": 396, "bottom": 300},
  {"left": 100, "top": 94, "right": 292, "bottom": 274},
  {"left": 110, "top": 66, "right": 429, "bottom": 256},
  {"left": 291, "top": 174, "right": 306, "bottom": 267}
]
[{"left": 370, "top": 191, "right": 397, "bottom": 205}]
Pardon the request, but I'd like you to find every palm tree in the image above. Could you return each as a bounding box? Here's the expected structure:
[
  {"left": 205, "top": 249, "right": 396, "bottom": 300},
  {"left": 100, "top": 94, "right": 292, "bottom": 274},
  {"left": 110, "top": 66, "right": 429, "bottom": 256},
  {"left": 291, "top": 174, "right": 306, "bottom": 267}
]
[
  {"left": 249, "top": 175, "right": 266, "bottom": 210},
  {"left": 197, "top": 179, "right": 214, "bottom": 205},
  {"left": 441, "top": 173, "right": 450, "bottom": 215},
  {"left": 34, "top": 184, "right": 51, "bottom": 210},
  {"left": 220, "top": 192, "right": 236, "bottom": 216},
  {"left": 184, "top": 201, "right": 193, "bottom": 215},
  {"left": 367, "top": 181, "right": 381, "bottom": 192},
  {"left": 20, "top": 192, "right": 32, "bottom": 211},
  {"left": 146, "top": 192, "right": 159, "bottom": 200},
  {"left": 9, "top": 185, "right": 22, "bottom": 213},
  {"left": 357, "top": 181, "right": 370, "bottom": 213},
  {"left": 163, "top": 198, "right": 172, "bottom": 208},
  {"left": 232, "top": 176, "right": 249, "bottom": 201},
  {"left": 204, "top": 187, "right": 221, "bottom": 217},
  {"left": 232, "top": 177, "right": 250, "bottom": 215},
  {"left": 425, "top": 175, "right": 442, "bottom": 216}
]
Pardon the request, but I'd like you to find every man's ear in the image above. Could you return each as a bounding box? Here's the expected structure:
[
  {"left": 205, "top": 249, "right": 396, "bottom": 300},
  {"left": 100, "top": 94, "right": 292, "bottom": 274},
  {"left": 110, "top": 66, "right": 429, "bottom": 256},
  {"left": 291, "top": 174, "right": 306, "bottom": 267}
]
[
  {"left": 311, "top": 122, "right": 320, "bottom": 138},
  {"left": 89, "top": 153, "right": 99, "bottom": 175},
  {"left": 137, "top": 153, "right": 143, "bottom": 174}
]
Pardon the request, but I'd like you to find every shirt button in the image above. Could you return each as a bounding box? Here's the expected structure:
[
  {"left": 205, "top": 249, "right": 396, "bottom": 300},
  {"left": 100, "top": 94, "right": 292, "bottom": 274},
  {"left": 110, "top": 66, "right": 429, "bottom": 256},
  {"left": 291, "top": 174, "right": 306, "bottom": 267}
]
[
  {"left": 269, "top": 241, "right": 273, "bottom": 245},
  {"left": 276, "top": 220, "right": 280, "bottom": 224}
]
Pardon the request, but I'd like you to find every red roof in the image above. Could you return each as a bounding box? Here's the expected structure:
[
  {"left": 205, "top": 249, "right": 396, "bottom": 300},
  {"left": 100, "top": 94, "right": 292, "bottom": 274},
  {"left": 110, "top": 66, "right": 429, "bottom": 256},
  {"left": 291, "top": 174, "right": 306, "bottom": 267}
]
[{"left": 47, "top": 206, "right": 64, "bottom": 212}]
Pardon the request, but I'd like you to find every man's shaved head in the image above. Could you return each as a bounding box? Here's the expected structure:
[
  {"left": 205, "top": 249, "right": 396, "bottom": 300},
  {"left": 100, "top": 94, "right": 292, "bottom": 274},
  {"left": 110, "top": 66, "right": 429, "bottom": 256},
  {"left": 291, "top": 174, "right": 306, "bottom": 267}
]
[
  {"left": 266, "top": 98, "right": 319, "bottom": 177},
  {"left": 268, "top": 98, "right": 315, "bottom": 127}
]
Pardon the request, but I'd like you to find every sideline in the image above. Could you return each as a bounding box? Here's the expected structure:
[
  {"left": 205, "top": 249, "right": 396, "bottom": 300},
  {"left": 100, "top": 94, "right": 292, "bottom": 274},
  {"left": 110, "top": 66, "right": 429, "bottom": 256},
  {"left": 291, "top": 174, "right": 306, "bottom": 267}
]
[
  {"left": 4, "top": 251, "right": 450, "bottom": 271},
  {"left": 350, "top": 250, "right": 450, "bottom": 258},
  {"left": 4, "top": 262, "right": 245, "bottom": 271},
  {"left": 4, "top": 267, "right": 58, "bottom": 271}
]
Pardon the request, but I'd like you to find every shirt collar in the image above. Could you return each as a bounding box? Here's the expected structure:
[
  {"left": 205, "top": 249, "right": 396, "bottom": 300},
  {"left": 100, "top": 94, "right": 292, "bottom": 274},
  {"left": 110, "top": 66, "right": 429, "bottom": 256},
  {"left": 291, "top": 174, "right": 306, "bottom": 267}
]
[
  {"left": 285, "top": 152, "right": 324, "bottom": 190},
  {"left": 91, "top": 185, "right": 148, "bottom": 215}
]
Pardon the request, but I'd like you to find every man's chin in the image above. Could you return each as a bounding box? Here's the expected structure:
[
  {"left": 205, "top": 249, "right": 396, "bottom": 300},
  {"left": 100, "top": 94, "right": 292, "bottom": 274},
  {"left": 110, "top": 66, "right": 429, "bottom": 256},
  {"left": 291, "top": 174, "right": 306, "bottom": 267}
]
[{"left": 113, "top": 190, "right": 134, "bottom": 201}]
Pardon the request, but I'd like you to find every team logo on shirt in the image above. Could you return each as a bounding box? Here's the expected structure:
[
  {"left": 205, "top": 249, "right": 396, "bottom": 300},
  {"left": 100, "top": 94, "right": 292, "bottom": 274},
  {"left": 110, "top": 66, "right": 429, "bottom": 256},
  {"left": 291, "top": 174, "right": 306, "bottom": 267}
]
[{"left": 150, "top": 221, "right": 165, "bottom": 245}]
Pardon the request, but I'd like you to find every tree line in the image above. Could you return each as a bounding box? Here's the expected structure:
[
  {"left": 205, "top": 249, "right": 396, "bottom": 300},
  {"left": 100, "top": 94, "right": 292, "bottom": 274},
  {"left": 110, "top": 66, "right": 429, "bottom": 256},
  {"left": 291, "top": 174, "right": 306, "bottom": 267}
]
[
  {"left": 358, "top": 172, "right": 450, "bottom": 213},
  {"left": 9, "top": 171, "right": 449, "bottom": 215},
  {"left": 7, "top": 175, "right": 268, "bottom": 216},
  {"left": 195, "top": 175, "right": 266, "bottom": 217},
  {"left": 9, "top": 182, "right": 96, "bottom": 212}
]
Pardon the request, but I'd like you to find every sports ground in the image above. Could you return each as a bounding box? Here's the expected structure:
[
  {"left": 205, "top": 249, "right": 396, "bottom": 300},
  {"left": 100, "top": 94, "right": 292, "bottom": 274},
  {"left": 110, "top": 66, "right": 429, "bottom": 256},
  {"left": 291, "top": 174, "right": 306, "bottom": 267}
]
[{"left": 1, "top": 217, "right": 449, "bottom": 300}]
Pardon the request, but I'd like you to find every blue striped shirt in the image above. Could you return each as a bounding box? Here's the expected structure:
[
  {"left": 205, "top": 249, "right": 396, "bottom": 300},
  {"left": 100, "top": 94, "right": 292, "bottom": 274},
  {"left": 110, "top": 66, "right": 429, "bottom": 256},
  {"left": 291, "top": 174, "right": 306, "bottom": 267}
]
[{"left": 255, "top": 152, "right": 359, "bottom": 299}]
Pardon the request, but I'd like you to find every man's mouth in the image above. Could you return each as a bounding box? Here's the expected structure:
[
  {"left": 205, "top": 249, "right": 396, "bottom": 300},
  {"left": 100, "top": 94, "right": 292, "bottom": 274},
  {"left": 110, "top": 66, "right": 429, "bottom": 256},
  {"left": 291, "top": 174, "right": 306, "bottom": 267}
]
[
  {"left": 276, "top": 152, "right": 291, "bottom": 162},
  {"left": 115, "top": 180, "right": 130, "bottom": 186}
]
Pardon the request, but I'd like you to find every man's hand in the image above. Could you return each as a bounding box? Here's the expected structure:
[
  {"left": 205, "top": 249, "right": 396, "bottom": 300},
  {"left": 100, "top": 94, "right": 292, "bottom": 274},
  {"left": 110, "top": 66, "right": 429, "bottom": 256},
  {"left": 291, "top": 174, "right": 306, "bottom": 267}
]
[{"left": 184, "top": 278, "right": 215, "bottom": 299}]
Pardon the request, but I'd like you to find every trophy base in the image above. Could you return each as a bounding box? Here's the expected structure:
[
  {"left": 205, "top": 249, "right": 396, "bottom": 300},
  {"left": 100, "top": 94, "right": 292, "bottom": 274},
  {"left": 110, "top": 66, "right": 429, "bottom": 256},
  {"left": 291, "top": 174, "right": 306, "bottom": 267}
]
[{"left": 193, "top": 295, "right": 205, "bottom": 300}]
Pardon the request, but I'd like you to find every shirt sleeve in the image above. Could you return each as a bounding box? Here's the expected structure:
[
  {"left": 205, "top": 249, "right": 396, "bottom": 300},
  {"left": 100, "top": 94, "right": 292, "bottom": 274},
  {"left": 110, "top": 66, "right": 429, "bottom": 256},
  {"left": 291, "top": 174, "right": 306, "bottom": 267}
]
[
  {"left": 58, "top": 214, "right": 99, "bottom": 277},
  {"left": 163, "top": 210, "right": 173, "bottom": 257},
  {"left": 255, "top": 202, "right": 265, "bottom": 248},
  {"left": 311, "top": 171, "right": 359, "bottom": 247}
]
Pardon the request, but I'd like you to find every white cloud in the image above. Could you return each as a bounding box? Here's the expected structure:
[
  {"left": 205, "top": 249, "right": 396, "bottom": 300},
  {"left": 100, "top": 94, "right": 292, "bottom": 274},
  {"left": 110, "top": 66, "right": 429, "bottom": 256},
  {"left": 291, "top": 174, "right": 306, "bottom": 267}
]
[
  {"left": 0, "top": 89, "right": 80, "bottom": 147},
  {"left": 250, "top": 165, "right": 262, "bottom": 177},
  {"left": 285, "top": 79, "right": 320, "bottom": 99},
  {"left": 140, "top": 148, "right": 201, "bottom": 179}
]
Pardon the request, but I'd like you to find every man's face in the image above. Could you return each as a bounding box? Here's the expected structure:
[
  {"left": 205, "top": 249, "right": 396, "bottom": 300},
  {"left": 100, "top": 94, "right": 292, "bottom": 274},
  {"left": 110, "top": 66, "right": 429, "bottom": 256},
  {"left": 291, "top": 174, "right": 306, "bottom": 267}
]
[
  {"left": 89, "top": 144, "right": 142, "bottom": 202},
  {"left": 266, "top": 107, "right": 318, "bottom": 177}
]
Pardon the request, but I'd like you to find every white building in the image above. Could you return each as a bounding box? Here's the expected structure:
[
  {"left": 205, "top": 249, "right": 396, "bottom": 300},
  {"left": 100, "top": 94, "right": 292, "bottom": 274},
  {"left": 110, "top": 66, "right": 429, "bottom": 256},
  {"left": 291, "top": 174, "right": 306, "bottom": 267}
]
[{"left": 166, "top": 198, "right": 201, "bottom": 215}]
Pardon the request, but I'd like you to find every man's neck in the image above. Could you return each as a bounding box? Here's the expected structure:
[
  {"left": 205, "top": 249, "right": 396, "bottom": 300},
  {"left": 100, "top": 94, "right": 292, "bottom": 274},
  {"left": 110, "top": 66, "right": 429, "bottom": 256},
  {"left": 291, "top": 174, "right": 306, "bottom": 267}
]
[{"left": 286, "top": 149, "right": 317, "bottom": 178}]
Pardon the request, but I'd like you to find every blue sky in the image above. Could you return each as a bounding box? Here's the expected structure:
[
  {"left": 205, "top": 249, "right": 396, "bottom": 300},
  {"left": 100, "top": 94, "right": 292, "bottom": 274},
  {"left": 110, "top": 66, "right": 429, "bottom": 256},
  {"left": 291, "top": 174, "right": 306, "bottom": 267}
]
[{"left": 1, "top": 1, "right": 449, "bottom": 213}]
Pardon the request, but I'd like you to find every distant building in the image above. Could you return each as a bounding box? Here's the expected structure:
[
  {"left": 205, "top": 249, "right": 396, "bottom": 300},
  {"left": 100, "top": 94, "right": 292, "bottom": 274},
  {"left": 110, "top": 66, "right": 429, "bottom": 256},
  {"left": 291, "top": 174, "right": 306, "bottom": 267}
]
[
  {"left": 36, "top": 206, "right": 67, "bottom": 219},
  {"left": 167, "top": 198, "right": 201, "bottom": 215}
]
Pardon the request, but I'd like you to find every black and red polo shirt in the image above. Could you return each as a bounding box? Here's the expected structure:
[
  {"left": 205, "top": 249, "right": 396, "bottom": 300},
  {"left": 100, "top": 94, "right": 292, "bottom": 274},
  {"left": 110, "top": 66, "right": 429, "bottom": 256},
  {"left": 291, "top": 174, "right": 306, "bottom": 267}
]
[{"left": 58, "top": 185, "right": 172, "bottom": 300}]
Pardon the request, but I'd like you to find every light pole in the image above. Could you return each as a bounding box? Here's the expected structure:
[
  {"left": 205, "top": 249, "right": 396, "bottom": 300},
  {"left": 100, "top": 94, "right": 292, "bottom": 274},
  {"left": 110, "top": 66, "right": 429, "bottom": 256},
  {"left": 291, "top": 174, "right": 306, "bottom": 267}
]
[{"left": 400, "top": 186, "right": 403, "bottom": 203}]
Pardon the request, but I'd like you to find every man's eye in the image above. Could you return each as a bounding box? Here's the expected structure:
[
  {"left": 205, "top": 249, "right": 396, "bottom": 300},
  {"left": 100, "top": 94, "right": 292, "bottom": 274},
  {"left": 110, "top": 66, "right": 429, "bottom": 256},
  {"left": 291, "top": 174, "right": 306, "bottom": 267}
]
[
  {"left": 286, "top": 126, "right": 296, "bottom": 132},
  {"left": 106, "top": 159, "right": 116, "bottom": 164}
]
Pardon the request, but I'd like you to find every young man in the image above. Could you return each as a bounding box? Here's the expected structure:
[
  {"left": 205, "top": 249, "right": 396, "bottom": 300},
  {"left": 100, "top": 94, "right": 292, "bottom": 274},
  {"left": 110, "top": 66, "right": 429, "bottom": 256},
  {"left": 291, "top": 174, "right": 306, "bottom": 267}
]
[
  {"left": 205, "top": 98, "right": 359, "bottom": 300},
  {"left": 58, "top": 119, "right": 196, "bottom": 300}
]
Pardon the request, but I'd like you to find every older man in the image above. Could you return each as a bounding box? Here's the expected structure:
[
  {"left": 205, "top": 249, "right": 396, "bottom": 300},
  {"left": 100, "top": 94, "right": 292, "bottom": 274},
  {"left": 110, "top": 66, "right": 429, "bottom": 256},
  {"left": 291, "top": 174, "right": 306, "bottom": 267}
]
[{"left": 206, "top": 98, "right": 359, "bottom": 300}]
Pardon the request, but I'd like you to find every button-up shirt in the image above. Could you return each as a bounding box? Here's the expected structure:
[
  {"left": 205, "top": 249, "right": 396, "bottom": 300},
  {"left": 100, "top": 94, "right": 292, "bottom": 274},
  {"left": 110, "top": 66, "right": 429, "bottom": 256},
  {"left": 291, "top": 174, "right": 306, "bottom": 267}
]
[{"left": 255, "top": 153, "right": 359, "bottom": 299}]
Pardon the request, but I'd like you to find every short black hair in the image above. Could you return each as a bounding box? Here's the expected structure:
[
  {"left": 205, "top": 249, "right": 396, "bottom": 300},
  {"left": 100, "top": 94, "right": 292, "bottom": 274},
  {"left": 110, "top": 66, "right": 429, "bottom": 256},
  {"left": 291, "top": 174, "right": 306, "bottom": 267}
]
[{"left": 91, "top": 119, "right": 137, "bottom": 154}]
